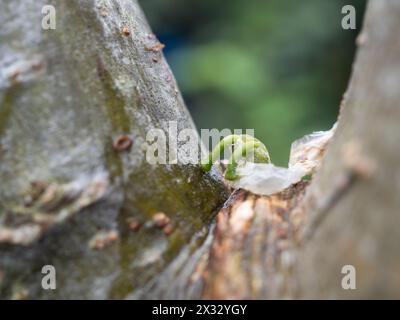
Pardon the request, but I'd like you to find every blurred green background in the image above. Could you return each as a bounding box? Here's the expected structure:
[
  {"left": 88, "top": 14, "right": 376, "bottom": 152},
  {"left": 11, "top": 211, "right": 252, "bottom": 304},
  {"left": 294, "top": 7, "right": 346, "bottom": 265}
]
[{"left": 140, "top": 0, "right": 365, "bottom": 166}]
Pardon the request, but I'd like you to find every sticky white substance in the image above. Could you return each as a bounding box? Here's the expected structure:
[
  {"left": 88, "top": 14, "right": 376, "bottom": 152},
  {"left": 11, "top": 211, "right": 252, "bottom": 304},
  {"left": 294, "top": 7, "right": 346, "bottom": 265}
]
[
  {"left": 228, "top": 124, "right": 337, "bottom": 196},
  {"left": 229, "top": 163, "right": 306, "bottom": 195}
]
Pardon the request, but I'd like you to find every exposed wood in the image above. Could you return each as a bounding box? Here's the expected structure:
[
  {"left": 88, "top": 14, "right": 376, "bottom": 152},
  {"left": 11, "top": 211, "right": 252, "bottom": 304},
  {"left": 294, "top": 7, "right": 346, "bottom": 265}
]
[
  {"left": 202, "top": 183, "right": 308, "bottom": 299},
  {"left": 200, "top": 0, "right": 400, "bottom": 299}
]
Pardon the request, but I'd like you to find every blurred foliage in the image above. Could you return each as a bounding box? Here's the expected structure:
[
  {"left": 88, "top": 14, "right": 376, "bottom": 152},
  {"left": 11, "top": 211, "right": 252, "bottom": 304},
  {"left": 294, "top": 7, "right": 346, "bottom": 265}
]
[{"left": 140, "top": 0, "right": 366, "bottom": 165}]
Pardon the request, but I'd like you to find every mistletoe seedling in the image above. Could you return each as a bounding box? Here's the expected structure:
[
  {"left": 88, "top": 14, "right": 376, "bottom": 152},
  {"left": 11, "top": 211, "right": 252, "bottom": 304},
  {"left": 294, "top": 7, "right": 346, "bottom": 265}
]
[{"left": 201, "top": 134, "right": 270, "bottom": 180}]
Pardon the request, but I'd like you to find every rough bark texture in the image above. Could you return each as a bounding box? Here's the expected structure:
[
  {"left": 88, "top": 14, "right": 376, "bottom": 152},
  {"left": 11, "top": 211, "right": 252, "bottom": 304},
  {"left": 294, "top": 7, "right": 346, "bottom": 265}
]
[
  {"left": 0, "top": 0, "right": 228, "bottom": 299},
  {"left": 199, "top": 0, "right": 400, "bottom": 299},
  {"left": 295, "top": 0, "right": 400, "bottom": 298},
  {"left": 1, "top": 0, "right": 399, "bottom": 300}
]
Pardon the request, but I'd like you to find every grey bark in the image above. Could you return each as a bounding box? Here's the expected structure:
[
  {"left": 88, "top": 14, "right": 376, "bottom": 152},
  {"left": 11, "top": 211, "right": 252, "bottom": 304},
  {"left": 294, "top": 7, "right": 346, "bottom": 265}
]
[
  {"left": 296, "top": 0, "right": 400, "bottom": 298},
  {"left": 0, "top": 0, "right": 228, "bottom": 299}
]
